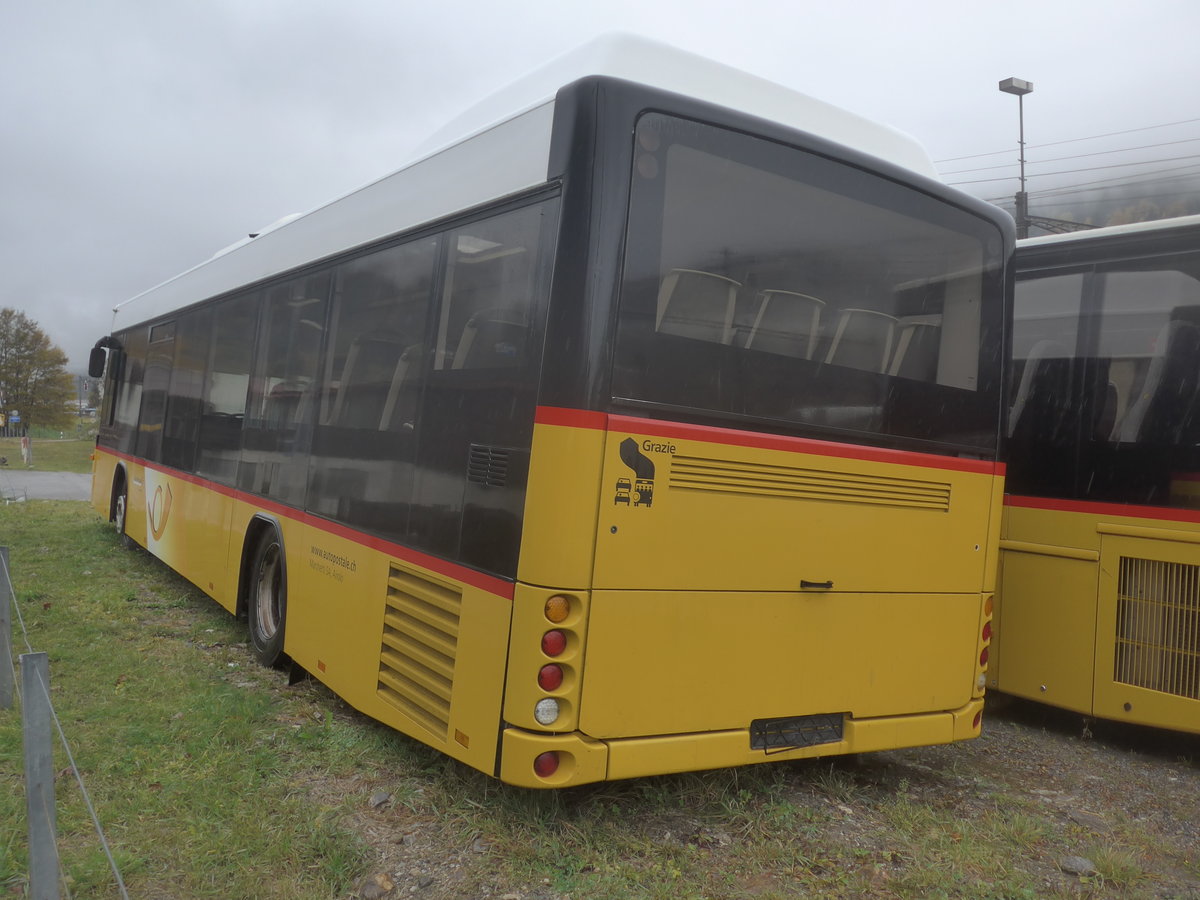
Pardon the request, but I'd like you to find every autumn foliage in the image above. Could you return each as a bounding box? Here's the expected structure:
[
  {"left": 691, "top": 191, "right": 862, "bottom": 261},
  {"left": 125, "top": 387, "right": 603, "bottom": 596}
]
[{"left": 0, "top": 307, "right": 74, "bottom": 429}]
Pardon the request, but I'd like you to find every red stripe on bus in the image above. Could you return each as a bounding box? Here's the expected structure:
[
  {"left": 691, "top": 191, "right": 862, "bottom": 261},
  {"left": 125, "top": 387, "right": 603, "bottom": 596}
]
[
  {"left": 534, "top": 406, "right": 1002, "bottom": 476},
  {"left": 534, "top": 406, "right": 609, "bottom": 429},
  {"left": 1005, "top": 493, "right": 1200, "bottom": 525},
  {"left": 101, "top": 449, "right": 515, "bottom": 599}
]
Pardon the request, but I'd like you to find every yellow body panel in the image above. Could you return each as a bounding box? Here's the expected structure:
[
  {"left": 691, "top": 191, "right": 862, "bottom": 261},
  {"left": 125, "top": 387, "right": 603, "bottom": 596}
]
[
  {"left": 579, "top": 589, "right": 980, "bottom": 737},
  {"left": 998, "top": 499, "right": 1200, "bottom": 733},
  {"left": 589, "top": 427, "right": 996, "bottom": 593},
  {"left": 993, "top": 549, "right": 1098, "bottom": 712},
  {"left": 519, "top": 419, "right": 606, "bottom": 588}
]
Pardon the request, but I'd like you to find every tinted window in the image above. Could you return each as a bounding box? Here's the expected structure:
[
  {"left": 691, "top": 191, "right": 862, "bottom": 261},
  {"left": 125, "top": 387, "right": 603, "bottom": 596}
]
[
  {"left": 238, "top": 273, "right": 330, "bottom": 505},
  {"left": 136, "top": 323, "right": 175, "bottom": 462},
  {"left": 614, "top": 114, "right": 1005, "bottom": 453},
  {"left": 196, "top": 292, "right": 258, "bottom": 483},
  {"left": 162, "top": 307, "right": 212, "bottom": 471},
  {"left": 411, "top": 199, "right": 558, "bottom": 573},
  {"left": 1010, "top": 249, "right": 1200, "bottom": 506},
  {"left": 307, "top": 237, "right": 437, "bottom": 537},
  {"left": 111, "top": 327, "right": 147, "bottom": 455}
]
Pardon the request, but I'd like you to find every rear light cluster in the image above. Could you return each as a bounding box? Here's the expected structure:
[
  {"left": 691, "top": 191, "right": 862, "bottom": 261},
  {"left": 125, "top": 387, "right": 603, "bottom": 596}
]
[
  {"left": 974, "top": 594, "right": 995, "bottom": 726},
  {"left": 531, "top": 593, "right": 578, "bottom": 779},
  {"left": 979, "top": 595, "right": 994, "bottom": 670}
]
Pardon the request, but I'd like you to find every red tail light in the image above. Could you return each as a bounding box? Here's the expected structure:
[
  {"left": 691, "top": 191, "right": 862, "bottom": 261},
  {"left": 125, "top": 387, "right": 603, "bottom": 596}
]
[
  {"left": 982, "top": 622, "right": 993, "bottom": 642},
  {"left": 533, "top": 751, "right": 559, "bottom": 778},
  {"left": 541, "top": 629, "right": 566, "bottom": 657},
  {"left": 980, "top": 647, "right": 990, "bottom": 667},
  {"left": 538, "top": 664, "right": 564, "bottom": 691}
]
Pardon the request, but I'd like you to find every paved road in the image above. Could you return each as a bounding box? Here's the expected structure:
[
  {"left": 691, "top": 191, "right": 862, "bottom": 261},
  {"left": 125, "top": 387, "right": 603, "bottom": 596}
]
[{"left": 0, "top": 470, "right": 92, "bottom": 502}]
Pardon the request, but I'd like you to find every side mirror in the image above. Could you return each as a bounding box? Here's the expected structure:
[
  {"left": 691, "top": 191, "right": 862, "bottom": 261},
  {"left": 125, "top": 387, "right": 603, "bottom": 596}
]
[{"left": 88, "top": 346, "right": 108, "bottom": 378}]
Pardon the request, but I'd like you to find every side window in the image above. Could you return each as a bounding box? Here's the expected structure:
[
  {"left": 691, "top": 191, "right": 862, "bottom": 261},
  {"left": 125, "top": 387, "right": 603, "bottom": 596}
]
[
  {"left": 307, "top": 237, "right": 437, "bottom": 536},
  {"left": 434, "top": 206, "right": 546, "bottom": 372},
  {"left": 196, "top": 292, "right": 259, "bottom": 483},
  {"left": 1096, "top": 266, "right": 1200, "bottom": 446},
  {"left": 238, "top": 273, "right": 330, "bottom": 505},
  {"left": 1009, "top": 272, "right": 1084, "bottom": 440},
  {"left": 111, "top": 327, "right": 147, "bottom": 455},
  {"left": 135, "top": 321, "right": 176, "bottom": 463},
  {"left": 162, "top": 307, "right": 212, "bottom": 471},
  {"left": 411, "top": 199, "right": 558, "bottom": 573}
]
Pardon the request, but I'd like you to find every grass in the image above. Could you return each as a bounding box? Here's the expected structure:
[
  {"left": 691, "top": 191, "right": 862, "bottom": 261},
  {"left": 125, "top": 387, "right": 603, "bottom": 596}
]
[
  {"left": 2, "top": 501, "right": 1198, "bottom": 898},
  {"left": 0, "top": 435, "right": 95, "bottom": 473}
]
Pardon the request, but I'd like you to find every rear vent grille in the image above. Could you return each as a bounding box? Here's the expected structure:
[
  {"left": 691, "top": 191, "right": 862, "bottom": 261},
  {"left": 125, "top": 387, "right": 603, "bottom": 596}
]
[
  {"left": 467, "top": 444, "right": 510, "bottom": 487},
  {"left": 669, "top": 455, "right": 951, "bottom": 512},
  {"left": 1115, "top": 556, "right": 1200, "bottom": 700},
  {"left": 377, "top": 564, "right": 463, "bottom": 737}
]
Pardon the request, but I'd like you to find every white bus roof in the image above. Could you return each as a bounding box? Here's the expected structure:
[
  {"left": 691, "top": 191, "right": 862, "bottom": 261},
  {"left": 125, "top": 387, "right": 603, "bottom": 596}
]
[{"left": 112, "top": 33, "right": 938, "bottom": 331}]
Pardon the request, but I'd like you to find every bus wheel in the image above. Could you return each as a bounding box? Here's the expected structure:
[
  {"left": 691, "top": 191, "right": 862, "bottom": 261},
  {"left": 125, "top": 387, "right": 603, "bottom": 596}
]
[
  {"left": 249, "top": 530, "right": 288, "bottom": 668},
  {"left": 113, "top": 481, "right": 134, "bottom": 550}
]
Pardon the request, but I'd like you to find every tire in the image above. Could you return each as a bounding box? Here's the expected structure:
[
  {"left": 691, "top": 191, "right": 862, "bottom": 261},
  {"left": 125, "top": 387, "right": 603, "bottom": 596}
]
[
  {"left": 113, "top": 480, "right": 135, "bottom": 550},
  {"left": 249, "top": 530, "right": 288, "bottom": 668}
]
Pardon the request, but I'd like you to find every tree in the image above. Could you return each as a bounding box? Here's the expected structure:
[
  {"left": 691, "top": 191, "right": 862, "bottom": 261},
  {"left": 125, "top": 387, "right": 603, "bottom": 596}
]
[{"left": 0, "top": 308, "right": 74, "bottom": 430}]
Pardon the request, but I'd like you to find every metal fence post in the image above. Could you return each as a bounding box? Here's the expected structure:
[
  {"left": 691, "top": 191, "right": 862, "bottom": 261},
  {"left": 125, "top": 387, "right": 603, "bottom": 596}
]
[
  {"left": 21, "top": 652, "right": 60, "bottom": 900},
  {"left": 1, "top": 546, "right": 11, "bottom": 709}
]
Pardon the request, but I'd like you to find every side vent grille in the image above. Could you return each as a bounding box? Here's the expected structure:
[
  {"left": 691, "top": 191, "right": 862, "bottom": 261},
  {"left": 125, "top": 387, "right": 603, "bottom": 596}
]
[
  {"left": 467, "top": 444, "right": 511, "bottom": 487},
  {"left": 377, "top": 564, "right": 463, "bottom": 738},
  {"left": 669, "top": 455, "right": 951, "bottom": 512},
  {"left": 1115, "top": 556, "right": 1200, "bottom": 700}
]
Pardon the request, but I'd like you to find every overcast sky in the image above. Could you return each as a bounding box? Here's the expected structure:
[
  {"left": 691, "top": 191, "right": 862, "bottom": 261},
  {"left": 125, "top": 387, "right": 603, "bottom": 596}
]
[{"left": 4, "top": 0, "right": 1197, "bottom": 372}]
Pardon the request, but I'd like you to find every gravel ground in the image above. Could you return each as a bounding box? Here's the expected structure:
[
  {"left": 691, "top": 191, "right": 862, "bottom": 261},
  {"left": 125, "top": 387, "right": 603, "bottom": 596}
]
[{"left": 330, "top": 693, "right": 1199, "bottom": 899}]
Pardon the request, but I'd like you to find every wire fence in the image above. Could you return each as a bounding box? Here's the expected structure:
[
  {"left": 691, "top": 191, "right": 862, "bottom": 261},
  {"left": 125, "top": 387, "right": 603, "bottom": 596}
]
[{"left": 2, "top": 547, "right": 130, "bottom": 900}]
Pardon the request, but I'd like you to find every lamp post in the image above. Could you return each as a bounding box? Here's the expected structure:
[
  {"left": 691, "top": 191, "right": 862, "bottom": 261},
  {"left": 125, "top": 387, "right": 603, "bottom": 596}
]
[{"left": 999, "top": 76, "right": 1033, "bottom": 238}]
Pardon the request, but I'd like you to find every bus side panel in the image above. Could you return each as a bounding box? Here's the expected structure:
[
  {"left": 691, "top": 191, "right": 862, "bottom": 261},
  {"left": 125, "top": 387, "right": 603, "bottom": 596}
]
[
  {"left": 124, "top": 460, "right": 149, "bottom": 548},
  {"left": 578, "top": 589, "right": 981, "bottom": 738},
  {"left": 90, "top": 448, "right": 120, "bottom": 519},
  {"left": 141, "top": 467, "right": 232, "bottom": 604},
  {"left": 241, "top": 506, "right": 512, "bottom": 775},
  {"left": 592, "top": 427, "right": 997, "bottom": 594},
  {"left": 994, "top": 549, "right": 1099, "bottom": 714},
  {"left": 518, "top": 416, "right": 607, "bottom": 589}
]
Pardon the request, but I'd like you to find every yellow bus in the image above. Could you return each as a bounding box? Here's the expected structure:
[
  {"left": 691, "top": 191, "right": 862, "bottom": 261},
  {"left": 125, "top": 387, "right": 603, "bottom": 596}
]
[
  {"left": 996, "top": 214, "right": 1200, "bottom": 733},
  {"left": 88, "top": 35, "right": 1011, "bottom": 787}
]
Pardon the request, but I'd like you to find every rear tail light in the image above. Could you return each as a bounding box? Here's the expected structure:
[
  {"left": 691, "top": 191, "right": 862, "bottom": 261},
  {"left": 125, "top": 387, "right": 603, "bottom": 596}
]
[
  {"left": 982, "top": 622, "right": 992, "bottom": 642},
  {"left": 538, "top": 664, "right": 564, "bottom": 691},
  {"left": 533, "top": 751, "right": 560, "bottom": 778},
  {"left": 980, "top": 647, "right": 989, "bottom": 667},
  {"left": 541, "top": 629, "right": 566, "bottom": 657}
]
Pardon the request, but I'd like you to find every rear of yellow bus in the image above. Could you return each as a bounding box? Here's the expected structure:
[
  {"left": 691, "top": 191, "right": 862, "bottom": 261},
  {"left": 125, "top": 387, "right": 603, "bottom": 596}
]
[{"left": 499, "top": 107, "right": 1012, "bottom": 786}]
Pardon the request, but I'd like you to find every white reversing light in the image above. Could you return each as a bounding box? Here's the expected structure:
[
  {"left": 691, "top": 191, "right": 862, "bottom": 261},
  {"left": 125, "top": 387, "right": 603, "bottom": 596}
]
[{"left": 534, "top": 698, "right": 560, "bottom": 726}]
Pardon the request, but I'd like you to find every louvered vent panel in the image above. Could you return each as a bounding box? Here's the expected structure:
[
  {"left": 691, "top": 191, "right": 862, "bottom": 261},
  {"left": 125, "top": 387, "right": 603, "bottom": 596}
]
[
  {"left": 377, "top": 564, "right": 463, "bottom": 737},
  {"left": 1115, "top": 557, "right": 1200, "bottom": 700},
  {"left": 467, "top": 444, "right": 510, "bottom": 487},
  {"left": 669, "top": 455, "right": 952, "bottom": 512}
]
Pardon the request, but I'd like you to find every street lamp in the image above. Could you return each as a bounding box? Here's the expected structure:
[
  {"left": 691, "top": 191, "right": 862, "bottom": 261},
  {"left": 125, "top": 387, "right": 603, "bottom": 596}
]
[{"left": 999, "top": 76, "right": 1033, "bottom": 238}]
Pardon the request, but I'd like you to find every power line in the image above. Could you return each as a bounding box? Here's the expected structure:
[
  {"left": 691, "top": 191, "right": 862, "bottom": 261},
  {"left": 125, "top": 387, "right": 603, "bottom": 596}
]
[
  {"left": 941, "top": 136, "right": 1200, "bottom": 177},
  {"left": 934, "top": 116, "right": 1200, "bottom": 163},
  {"left": 947, "top": 153, "right": 1200, "bottom": 187},
  {"left": 981, "top": 166, "right": 1200, "bottom": 204}
]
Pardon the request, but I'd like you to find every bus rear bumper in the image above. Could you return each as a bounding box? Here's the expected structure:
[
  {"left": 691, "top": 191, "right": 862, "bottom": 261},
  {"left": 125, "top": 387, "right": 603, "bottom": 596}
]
[{"left": 500, "top": 697, "right": 984, "bottom": 788}]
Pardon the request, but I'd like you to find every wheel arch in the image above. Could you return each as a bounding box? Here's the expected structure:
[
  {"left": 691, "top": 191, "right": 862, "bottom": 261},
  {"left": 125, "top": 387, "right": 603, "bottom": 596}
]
[
  {"left": 236, "top": 514, "right": 285, "bottom": 621},
  {"left": 108, "top": 464, "right": 128, "bottom": 522}
]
